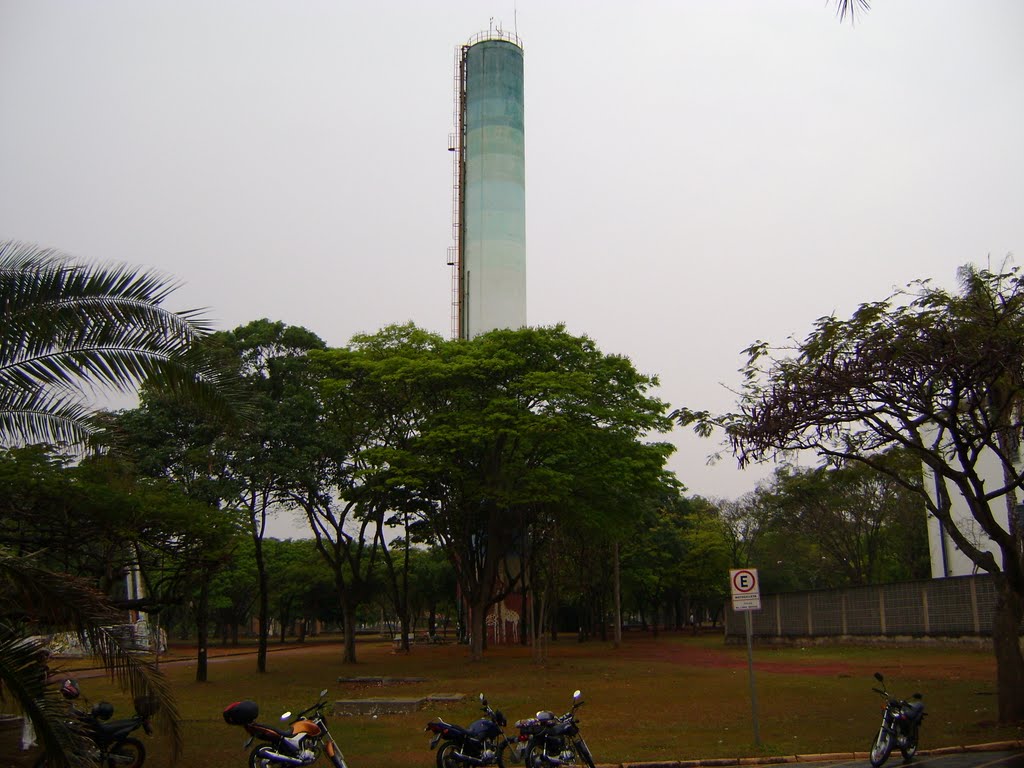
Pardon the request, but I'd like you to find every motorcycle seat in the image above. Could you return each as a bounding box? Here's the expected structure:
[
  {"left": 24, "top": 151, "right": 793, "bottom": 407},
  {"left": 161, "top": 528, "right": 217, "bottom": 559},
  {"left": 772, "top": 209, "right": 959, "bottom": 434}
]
[
  {"left": 427, "top": 720, "right": 471, "bottom": 738},
  {"left": 93, "top": 719, "right": 140, "bottom": 738},
  {"left": 515, "top": 719, "right": 543, "bottom": 735},
  {"left": 904, "top": 701, "right": 925, "bottom": 719},
  {"left": 247, "top": 722, "right": 295, "bottom": 740}
]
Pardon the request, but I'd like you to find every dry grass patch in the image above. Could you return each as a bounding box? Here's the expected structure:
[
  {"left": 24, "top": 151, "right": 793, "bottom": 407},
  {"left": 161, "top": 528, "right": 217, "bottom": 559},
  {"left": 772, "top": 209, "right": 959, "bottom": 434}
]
[{"left": 53, "top": 634, "right": 1022, "bottom": 768}]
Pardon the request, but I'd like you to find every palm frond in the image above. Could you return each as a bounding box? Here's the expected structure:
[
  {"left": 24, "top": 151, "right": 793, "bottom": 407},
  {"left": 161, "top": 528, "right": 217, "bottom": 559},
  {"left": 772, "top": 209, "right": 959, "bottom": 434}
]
[
  {"left": 0, "top": 387, "right": 95, "bottom": 446},
  {"left": 0, "top": 626, "right": 94, "bottom": 768},
  {"left": 833, "top": 0, "right": 870, "bottom": 24},
  {"left": 0, "top": 240, "right": 244, "bottom": 445},
  {"left": 0, "top": 550, "right": 182, "bottom": 761},
  {"left": 0, "top": 241, "right": 208, "bottom": 390}
]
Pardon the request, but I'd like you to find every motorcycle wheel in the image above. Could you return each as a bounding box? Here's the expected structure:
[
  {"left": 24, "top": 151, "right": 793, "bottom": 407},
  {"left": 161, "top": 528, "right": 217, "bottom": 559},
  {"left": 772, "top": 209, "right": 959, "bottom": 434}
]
[
  {"left": 574, "top": 738, "right": 596, "bottom": 768},
  {"left": 899, "top": 725, "right": 919, "bottom": 763},
  {"left": 437, "top": 741, "right": 461, "bottom": 768},
  {"left": 870, "top": 728, "right": 894, "bottom": 768},
  {"left": 327, "top": 740, "right": 349, "bottom": 768},
  {"left": 249, "top": 745, "right": 275, "bottom": 768},
  {"left": 497, "top": 739, "right": 516, "bottom": 767},
  {"left": 523, "top": 743, "right": 545, "bottom": 768},
  {"left": 107, "top": 737, "right": 146, "bottom": 768}
]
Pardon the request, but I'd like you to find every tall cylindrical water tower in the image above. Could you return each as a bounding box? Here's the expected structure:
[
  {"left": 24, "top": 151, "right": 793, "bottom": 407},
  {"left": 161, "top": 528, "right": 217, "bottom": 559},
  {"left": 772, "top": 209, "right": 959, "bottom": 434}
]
[{"left": 449, "top": 30, "right": 525, "bottom": 339}]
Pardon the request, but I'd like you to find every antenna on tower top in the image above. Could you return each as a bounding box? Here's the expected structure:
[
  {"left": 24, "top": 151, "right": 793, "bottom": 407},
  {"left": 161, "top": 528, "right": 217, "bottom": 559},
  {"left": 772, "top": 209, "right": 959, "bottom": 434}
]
[{"left": 514, "top": 2, "right": 518, "bottom": 38}]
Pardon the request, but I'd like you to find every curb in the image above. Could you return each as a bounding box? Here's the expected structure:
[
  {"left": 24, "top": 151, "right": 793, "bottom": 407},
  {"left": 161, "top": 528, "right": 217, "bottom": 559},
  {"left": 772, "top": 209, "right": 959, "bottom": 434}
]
[{"left": 606, "top": 740, "right": 1024, "bottom": 768}]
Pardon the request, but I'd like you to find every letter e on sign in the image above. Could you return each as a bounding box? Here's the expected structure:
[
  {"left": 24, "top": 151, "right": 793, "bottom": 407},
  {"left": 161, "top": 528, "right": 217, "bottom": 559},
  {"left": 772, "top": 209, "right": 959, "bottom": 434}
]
[{"left": 729, "top": 568, "right": 761, "bottom": 612}]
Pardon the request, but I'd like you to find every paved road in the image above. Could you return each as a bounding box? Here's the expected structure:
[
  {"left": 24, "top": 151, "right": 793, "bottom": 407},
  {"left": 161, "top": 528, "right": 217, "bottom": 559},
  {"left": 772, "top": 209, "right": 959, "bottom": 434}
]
[{"left": 797, "top": 751, "right": 1024, "bottom": 768}]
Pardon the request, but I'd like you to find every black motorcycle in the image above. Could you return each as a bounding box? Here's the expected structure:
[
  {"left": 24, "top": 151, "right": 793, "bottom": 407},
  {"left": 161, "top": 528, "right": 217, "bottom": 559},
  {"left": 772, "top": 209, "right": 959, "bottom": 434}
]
[
  {"left": 869, "top": 672, "right": 926, "bottom": 767},
  {"left": 34, "top": 678, "right": 157, "bottom": 768},
  {"left": 522, "top": 690, "right": 595, "bottom": 768},
  {"left": 426, "top": 693, "right": 514, "bottom": 768}
]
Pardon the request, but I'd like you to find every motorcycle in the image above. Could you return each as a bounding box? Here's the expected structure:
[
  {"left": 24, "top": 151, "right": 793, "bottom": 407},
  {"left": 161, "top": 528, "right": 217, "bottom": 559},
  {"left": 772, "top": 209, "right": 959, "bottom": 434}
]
[
  {"left": 522, "top": 690, "right": 595, "bottom": 768},
  {"left": 426, "top": 693, "right": 516, "bottom": 768},
  {"left": 34, "top": 678, "right": 157, "bottom": 768},
  {"left": 869, "top": 672, "right": 926, "bottom": 767},
  {"left": 223, "top": 689, "right": 349, "bottom": 768}
]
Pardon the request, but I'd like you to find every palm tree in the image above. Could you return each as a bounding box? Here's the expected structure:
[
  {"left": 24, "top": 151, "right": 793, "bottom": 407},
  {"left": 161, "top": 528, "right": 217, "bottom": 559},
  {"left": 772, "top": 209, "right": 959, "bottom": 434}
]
[
  {"left": 0, "top": 240, "right": 223, "bottom": 446},
  {"left": 834, "top": 0, "right": 870, "bottom": 24},
  {"left": 1, "top": 553, "right": 182, "bottom": 767},
  {"left": 0, "top": 240, "right": 219, "bottom": 765}
]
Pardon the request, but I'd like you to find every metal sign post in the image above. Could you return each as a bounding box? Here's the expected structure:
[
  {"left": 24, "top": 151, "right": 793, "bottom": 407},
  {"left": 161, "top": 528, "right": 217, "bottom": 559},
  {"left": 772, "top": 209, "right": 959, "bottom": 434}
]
[{"left": 730, "top": 568, "right": 762, "bottom": 747}]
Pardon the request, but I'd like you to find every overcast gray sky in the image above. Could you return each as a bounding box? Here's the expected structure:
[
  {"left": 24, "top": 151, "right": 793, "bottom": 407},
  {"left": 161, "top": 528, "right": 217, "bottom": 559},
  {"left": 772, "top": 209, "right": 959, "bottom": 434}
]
[{"left": 2, "top": 0, "right": 1023, "bottom": 519}]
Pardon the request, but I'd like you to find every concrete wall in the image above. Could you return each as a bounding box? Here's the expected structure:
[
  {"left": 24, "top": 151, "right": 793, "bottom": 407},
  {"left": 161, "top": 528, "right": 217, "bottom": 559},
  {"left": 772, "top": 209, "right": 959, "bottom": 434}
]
[{"left": 723, "top": 574, "right": 1013, "bottom": 641}]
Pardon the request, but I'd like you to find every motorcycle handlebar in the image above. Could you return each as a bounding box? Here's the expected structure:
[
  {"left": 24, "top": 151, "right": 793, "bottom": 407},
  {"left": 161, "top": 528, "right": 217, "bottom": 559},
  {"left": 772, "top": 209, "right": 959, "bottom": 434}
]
[{"left": 296, "top": 700, "right": 326, "bottom": 719}]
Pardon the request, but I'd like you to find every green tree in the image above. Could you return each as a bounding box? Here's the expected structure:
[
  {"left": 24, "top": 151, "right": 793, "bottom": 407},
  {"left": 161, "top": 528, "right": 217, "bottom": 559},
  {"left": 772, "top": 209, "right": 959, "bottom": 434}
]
[
  {"left": 278, "top": 323, "right": 453, "bottom": 662},
  {"left": 406, "top": 545, "right": 458, "bottom": 639},
  {"left": 98, "top": 397, "right": 239, "bottom": 682},
  {"left": 106, "top": 319, "right": 325, "bottom": 672},
  {"left": 264, "top": 538, "right": 332, "bottom": 643},
  {"left": 676, "top": 264, "right": 1024, "bottom": 722},
  {"left": 620, "top": 502, "right": 684, "bottom": 633},
  {"left": 204, "top": 320, "right": 326, "bottom": 671},
  {"left": 677, "top": 496, "right": 732, "bottom": 623},
  {"left": 365, "top": 325, "right": 674, "bottom": 660},
  {"left": 758, "top": 453, "right": 929, "bottom": 588},
  {"left": 0, "top": 240, "right": 231, "bottom": 764}
]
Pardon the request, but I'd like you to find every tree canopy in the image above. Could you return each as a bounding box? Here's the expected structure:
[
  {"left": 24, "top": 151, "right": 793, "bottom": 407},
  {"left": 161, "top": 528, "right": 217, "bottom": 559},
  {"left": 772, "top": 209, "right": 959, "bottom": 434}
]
[{"left": 676, "top": 264, "right": 1024, "bottom": 722}]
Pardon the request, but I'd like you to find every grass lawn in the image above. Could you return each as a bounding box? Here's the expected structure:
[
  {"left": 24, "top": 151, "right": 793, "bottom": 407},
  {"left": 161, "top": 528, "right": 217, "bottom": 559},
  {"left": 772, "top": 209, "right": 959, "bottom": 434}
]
[{"left": 47, "top": 633, "right": 1024, "bottom": 768}]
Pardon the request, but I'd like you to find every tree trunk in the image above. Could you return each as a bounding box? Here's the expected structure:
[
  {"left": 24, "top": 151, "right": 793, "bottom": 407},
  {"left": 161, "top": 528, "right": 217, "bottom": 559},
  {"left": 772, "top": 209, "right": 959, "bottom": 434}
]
[
  {"left": 469, "top": 599, "right": 487, "bottom": 661},
  {"left": 341, "top": 594, "right": 358, "bottom": 664},
  {"left": 195, "top": 572, "right": 210, "bottom": 683},
  {"left": 255, "top": 537, "right": 269, "bottom": 673},
  {"left": 532, "top": 584, "right": 548, "bottom": 665},
  {"left": 613, "top": 542, "right": 622, "bottom": 649},
  {"left": 399, "top": 613, "right": 411, "bottom": 653},
  {"left": 992, "top": 578, "right": 1024, "bottom": 722},
  {"left": 520, "top": 580, "right": 529, "bottom": 646}
]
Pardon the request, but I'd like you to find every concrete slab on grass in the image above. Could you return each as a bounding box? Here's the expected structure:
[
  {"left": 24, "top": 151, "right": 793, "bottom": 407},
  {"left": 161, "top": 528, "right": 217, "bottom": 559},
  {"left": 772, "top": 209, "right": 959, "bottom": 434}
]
[{"left": 334, "top": 697, "right": 425, "bottom": 715}]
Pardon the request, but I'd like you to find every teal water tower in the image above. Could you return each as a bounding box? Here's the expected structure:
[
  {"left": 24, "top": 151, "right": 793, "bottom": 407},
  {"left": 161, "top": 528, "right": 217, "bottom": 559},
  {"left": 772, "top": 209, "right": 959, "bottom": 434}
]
[{"left": 449, "top": 29, "right": 525, "bottom": 339}]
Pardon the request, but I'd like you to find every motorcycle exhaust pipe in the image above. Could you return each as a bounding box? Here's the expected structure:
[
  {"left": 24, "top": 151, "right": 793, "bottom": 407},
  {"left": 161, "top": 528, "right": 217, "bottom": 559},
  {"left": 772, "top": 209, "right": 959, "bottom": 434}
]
[
  {"left": 255, "top": 749, "right": 313, "bottom": 766},
  {"left": 452, "top": 751, "right": 491, "bottom": 766}
]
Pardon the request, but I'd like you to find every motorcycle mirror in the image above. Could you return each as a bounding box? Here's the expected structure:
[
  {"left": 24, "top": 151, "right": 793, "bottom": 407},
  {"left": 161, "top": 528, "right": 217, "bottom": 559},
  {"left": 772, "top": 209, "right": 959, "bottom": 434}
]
[
  {"left": 320, "top": 689, "right": 328, "bottom": 698},
  {"left": 873, "top": 672, "right": 884, "bottom": 683},
  {"left": 281, "top": 711, "right": 292, "bottom": 720},
  {"left": 479, "top": 693, "right": 486, "bottom": 704},
  {"left": 573, "top": 690, "right": 582, "bottom": 700},
  {"left": 912, "top": 693, "right": 923, "bottom": 699}
]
